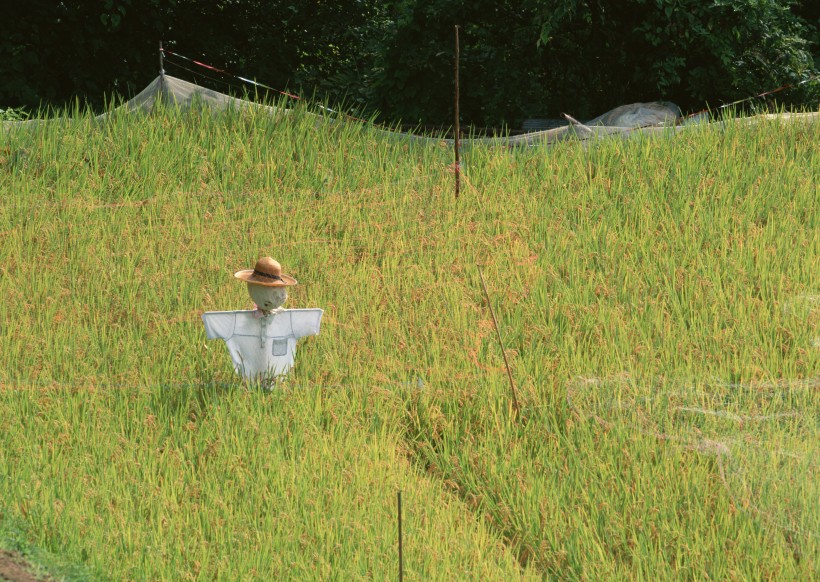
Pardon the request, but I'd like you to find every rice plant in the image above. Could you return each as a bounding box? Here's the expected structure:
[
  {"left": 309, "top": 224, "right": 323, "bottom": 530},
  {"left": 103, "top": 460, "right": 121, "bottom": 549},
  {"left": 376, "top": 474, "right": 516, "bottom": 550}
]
[{"left": 0, "top": 100, "right": 817, "bottom": 579}]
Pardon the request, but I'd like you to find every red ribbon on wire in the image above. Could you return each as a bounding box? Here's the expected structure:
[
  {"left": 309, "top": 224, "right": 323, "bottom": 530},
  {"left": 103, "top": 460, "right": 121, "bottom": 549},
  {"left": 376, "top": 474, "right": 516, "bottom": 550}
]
[
  {"left": 162, "top": 48, "right": 301, "bottom": 100},
  {"left": 686, "top": 75, "right": 818, "bottom": 119}
]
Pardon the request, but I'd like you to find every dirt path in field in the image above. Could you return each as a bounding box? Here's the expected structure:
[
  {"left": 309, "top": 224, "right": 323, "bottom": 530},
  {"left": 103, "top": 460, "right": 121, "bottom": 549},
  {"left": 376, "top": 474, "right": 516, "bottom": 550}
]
[{"left": 0, "top": 550, "right": 52, "bottom": 582}]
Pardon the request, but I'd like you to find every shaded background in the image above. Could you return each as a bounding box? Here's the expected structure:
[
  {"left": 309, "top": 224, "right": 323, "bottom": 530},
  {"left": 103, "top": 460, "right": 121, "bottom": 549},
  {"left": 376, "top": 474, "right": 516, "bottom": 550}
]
[{"left": 1, "top": 0, "right": 818, "bottom": 127}]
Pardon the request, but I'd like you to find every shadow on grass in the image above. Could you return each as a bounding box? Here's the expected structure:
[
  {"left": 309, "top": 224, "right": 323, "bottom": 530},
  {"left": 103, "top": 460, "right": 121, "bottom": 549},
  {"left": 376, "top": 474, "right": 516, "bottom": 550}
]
[{"left": 0, "top": 507, "right": 94, "bottom": 581}]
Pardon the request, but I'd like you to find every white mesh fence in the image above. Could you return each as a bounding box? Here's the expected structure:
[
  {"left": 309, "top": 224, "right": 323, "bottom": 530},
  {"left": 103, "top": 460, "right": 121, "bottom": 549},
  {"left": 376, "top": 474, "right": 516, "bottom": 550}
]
[{"left": 567, "top": 374, "right": 819, "bottom": 542}]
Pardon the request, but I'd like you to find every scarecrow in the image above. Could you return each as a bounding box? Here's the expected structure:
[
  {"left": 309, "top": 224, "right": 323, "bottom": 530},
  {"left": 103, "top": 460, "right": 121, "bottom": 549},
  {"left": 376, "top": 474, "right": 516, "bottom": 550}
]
[{"left": 202, "top": 257, "right": 323, "bottom": 382}]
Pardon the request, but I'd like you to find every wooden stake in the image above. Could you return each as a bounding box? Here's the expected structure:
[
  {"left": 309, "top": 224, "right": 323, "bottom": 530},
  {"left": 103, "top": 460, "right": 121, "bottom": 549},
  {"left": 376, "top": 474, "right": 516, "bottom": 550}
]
[
  {"left": 454, "top": 25, "right": 461, "bottom": 200},
  {"left": 397, "top": 490, "right": 404, "bottom": 582},
  {"left": 478, "top": 265, "right": 520, "bottom": 417},
  {"left": 561, "top": 112, "right": 592, "bottom": 135}
]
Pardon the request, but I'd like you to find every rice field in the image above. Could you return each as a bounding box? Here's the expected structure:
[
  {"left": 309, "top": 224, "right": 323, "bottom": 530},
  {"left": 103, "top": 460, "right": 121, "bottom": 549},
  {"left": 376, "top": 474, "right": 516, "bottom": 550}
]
[{"left": 0, "top": 100, "right": 817, "bottom": 580}]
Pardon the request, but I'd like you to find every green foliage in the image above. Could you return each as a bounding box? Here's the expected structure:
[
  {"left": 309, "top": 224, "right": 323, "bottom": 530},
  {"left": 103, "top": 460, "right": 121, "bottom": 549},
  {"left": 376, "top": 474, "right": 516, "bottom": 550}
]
[
  {"left": 298, "top": 0, "right": 820, "bottom": 124},
  {"left": 0, "top": 107, "right": 28, "bottom": 122},
  {"left": 0, "top": 1, "right": 385, "bottom": 114},
  {"left": 0, "top": 2, "right": 817, "bottom": 138},
  {"left": 635, "top": 0, "right": 818, "bottom": 104},
  {"left": 359, "top": 0, "right": 818, "bottom": 125}
]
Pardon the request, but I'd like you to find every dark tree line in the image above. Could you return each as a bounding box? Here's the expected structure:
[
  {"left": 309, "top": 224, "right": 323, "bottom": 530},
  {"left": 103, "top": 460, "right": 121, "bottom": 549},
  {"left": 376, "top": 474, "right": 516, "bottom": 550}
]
[{"left": 1, "top": 1, "right": 817, "bottom": 126}]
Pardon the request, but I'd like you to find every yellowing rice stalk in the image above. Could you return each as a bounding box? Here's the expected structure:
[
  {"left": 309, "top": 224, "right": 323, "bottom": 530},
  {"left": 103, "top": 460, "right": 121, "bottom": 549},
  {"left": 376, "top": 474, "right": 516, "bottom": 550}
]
[{"left": 0, "top": 101, "right": 817, "bottom": 579}]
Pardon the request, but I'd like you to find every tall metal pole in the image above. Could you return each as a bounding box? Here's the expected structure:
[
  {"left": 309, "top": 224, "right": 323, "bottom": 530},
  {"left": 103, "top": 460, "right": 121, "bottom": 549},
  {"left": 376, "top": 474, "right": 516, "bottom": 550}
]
[{"left": 454, "top": 25, "right": 461, "bottom": 200}]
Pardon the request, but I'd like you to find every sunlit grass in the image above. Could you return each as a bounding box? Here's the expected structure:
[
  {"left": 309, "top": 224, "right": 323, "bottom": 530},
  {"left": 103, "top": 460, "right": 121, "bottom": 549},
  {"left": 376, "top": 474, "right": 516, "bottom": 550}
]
[{"left": 0, "top": 101, "right": 817, "bottom": 579}]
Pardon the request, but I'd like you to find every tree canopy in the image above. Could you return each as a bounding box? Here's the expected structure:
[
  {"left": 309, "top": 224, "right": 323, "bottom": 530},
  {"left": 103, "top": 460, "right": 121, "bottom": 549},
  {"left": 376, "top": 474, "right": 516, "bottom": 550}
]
[{"left": 1, "top": 0, "right": 817, "bottom": 125}]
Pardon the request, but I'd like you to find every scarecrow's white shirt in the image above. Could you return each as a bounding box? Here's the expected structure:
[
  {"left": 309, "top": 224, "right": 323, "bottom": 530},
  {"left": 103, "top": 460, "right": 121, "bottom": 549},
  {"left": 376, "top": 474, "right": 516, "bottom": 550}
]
[{"left": 202, "top": 309, "right": 323, "bottom": 380}]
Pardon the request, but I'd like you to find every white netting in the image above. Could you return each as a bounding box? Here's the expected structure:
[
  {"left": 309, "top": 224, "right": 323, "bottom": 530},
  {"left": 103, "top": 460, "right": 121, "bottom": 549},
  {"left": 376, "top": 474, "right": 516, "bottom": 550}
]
[
  {"left": 5, "top": 74, "right": 818, "bottom": 146},
  {"left": 0, "top": 74, "right": 692, "bottom": 146},
  {"left": 567, "top": 374, "right": 819, "bottom": 541}
]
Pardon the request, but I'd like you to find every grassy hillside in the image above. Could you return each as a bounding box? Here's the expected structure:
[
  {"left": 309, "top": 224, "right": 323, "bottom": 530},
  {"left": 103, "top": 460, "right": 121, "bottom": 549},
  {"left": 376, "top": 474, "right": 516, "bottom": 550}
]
[{"left": 0, "top": 103, "right": 817, "bottom": 579}]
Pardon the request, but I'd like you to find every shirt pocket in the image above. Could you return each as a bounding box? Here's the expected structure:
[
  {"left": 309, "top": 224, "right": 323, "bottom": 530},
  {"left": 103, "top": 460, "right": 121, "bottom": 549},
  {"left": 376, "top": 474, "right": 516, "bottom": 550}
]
[{"left": 271, "top": 338, "right": 288, "bottom": 356}]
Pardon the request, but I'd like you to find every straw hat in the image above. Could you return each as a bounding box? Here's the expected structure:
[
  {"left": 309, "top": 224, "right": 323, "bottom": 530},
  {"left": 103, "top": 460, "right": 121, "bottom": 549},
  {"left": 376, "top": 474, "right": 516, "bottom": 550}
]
[{"left": 234, "top": 257, "right": 297, "bottom": 287}]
